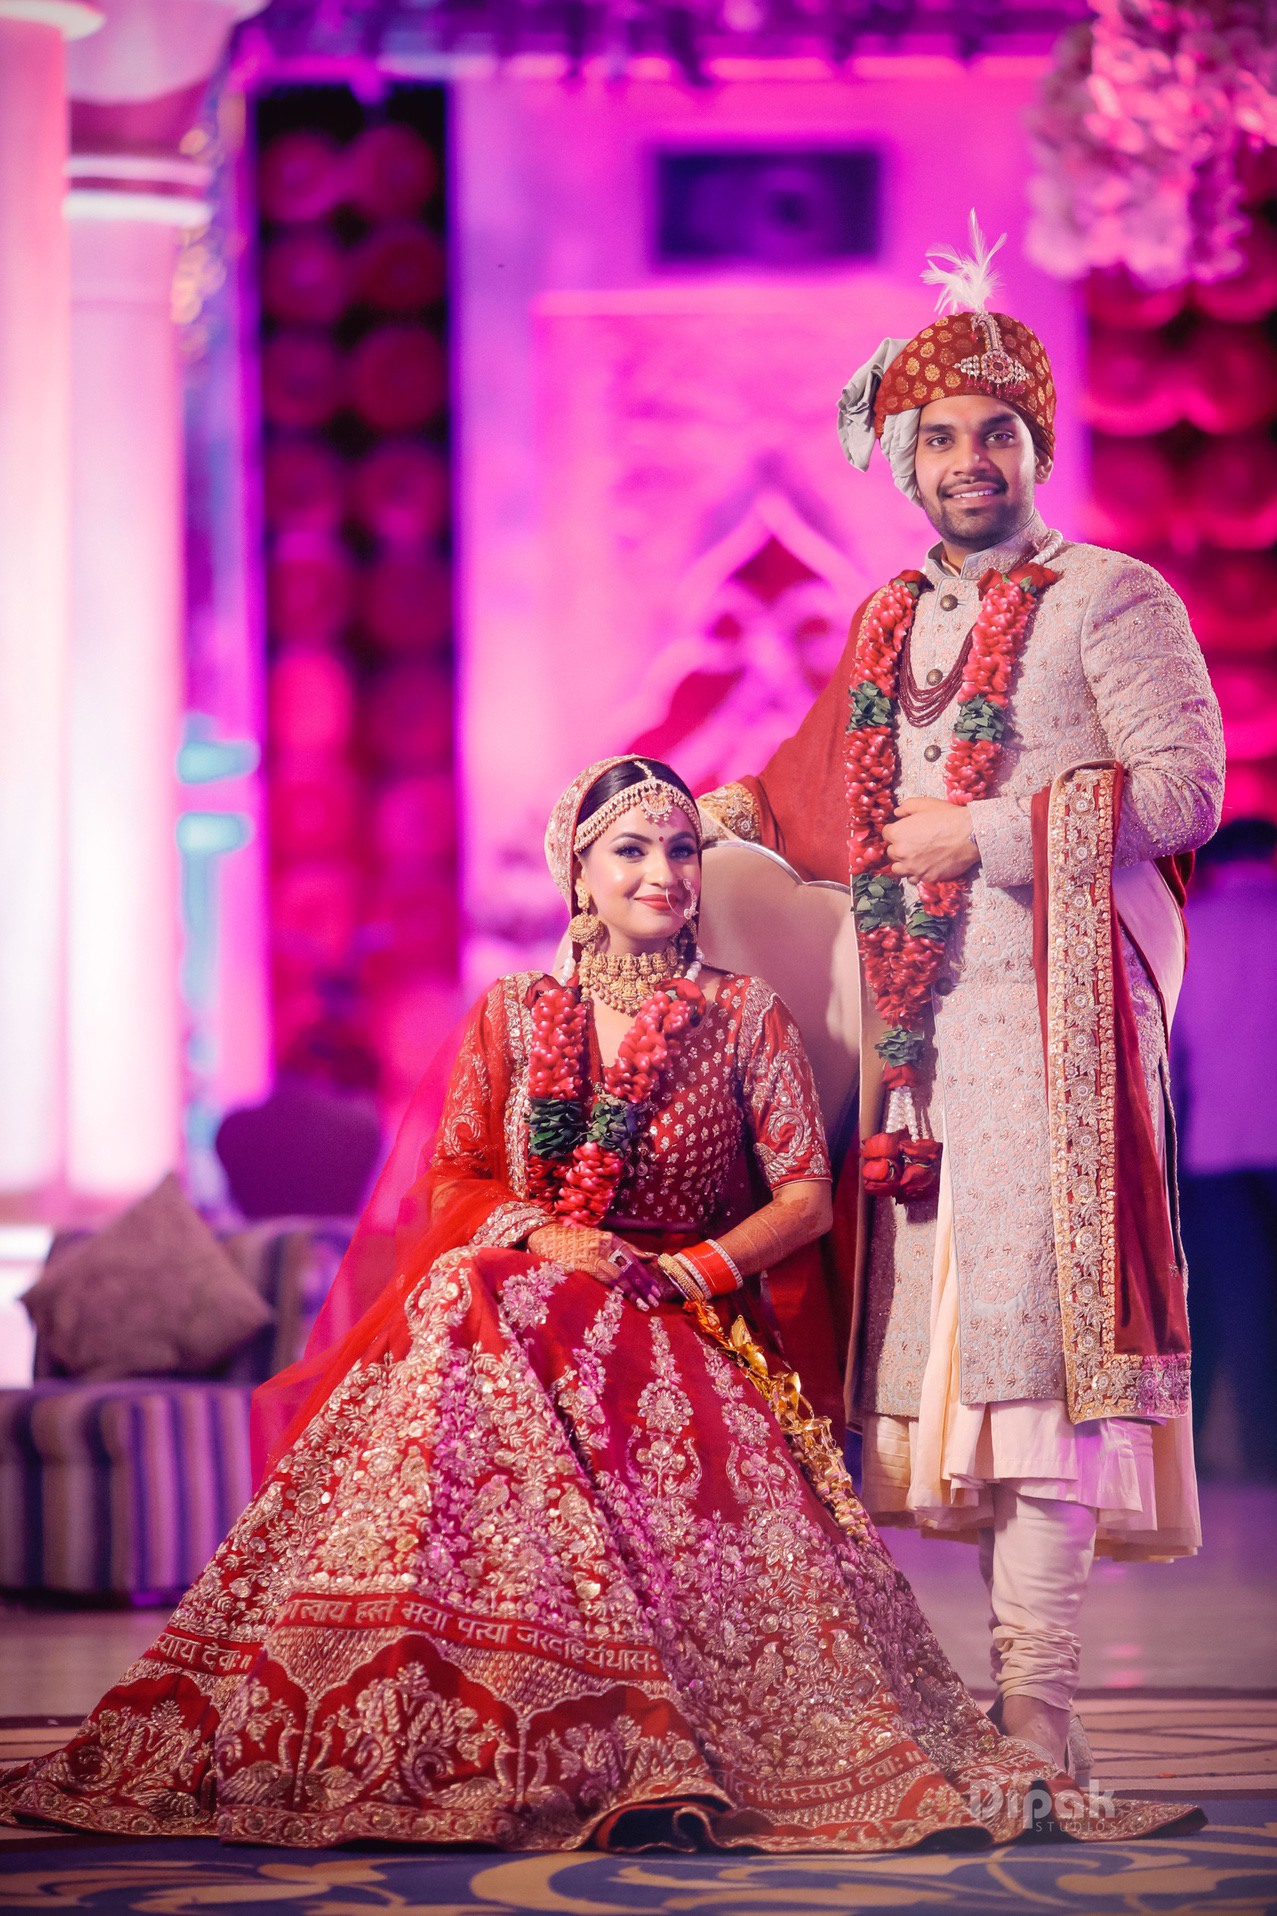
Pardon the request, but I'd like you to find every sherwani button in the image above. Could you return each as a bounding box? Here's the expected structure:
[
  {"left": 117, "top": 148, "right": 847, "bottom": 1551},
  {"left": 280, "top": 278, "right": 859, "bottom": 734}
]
[
  {"left": 924, "top": 743, "right": 942, "bottom": 762},
  {"left": 925, "top": 668, "right": 943, "bottom": 687},
  {"left": 935, "top": 978, "right": 955, "bottom": 996},
  {"left": 940, "top": 593, "right": 958, "bottom": 610}
]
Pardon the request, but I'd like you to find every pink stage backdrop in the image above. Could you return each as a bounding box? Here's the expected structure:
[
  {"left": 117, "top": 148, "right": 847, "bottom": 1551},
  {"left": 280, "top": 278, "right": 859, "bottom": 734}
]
[
  {"left": 1081, "top": 155, "right": 1277, "bottom": 823},
  {"left": 451, "top": 61, "right": 1085, "bottom": 989}
]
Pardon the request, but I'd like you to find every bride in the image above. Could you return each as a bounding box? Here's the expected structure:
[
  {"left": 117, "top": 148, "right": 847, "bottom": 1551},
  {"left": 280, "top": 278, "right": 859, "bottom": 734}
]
[{"left": 2, "top": 756, "right": 1190, "bottom": 1853}]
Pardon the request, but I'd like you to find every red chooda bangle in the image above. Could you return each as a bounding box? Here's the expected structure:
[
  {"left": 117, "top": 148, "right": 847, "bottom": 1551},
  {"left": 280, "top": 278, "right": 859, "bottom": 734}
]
[{"left": 679, "top": 1239, "right": 743, "bottom": 1297}]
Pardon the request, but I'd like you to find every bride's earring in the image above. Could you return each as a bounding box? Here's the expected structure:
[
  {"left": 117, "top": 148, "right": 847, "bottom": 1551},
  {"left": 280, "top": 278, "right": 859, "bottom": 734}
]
[
  {"left": 569, "top": 877, "right": 601, "bottom": 947},
  {"left": 678, "top": 877, "right": 700, "bottom": 951}
]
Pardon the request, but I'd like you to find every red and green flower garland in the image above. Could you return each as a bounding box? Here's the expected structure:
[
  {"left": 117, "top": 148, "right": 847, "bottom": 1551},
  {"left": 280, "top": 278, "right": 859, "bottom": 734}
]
[
  {"left": 846, "top": 559, "right": 1058, "bottom": 1200},
  {"left": 525, "top": 976, "right": 705, "bottom": 1226}
]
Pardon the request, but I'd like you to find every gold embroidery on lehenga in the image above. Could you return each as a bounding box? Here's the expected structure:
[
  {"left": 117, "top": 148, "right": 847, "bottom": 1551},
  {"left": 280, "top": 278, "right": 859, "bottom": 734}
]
[
  {"left": 552, "top": 1285, "right": 624, "bottom": 1452},
  {"left": 1, "top": 962, "right": 1189, "bottom": 1854},
  {"left": 629, "top": 1318, "right": 701, "bottom": 1527},
  {"left": 498, "top": 1258, "right": 570, "bottom": 1330}
]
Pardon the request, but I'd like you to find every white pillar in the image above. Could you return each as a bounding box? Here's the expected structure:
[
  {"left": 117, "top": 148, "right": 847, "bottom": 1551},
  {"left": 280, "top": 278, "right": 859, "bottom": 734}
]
[
  {"left": 0, "top": 1, "right": 101, "bottom": 1203},
  {"left": 62, "top": 0, "right": 265, "bottom": 1199},
  {"left": 64, "top": 215, "right": 187, "bottom": 1196}
]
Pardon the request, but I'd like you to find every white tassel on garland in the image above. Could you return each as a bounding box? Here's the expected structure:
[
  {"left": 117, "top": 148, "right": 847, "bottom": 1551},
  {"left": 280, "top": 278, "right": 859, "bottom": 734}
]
[
  {"left": 884, "top": 1081, "right": 936, "bottom": 1143},
  {"left": 921, "top": 209, "right": 1007, "bottom": 317}
]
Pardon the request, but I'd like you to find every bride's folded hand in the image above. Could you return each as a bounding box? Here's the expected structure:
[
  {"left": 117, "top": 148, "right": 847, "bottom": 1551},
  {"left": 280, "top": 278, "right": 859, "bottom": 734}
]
[
  {"left": 526, "top": 1224, "right": 674, "bottom": 1311},
  {"left": 597, "top": 1242, "right": 678, "bottom": 1312}
]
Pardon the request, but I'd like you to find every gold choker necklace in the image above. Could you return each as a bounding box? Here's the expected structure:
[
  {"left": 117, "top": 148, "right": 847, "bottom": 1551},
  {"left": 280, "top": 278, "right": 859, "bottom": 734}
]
[{"left": 579, "top": 939, "right": 685, "bottom": 1014}]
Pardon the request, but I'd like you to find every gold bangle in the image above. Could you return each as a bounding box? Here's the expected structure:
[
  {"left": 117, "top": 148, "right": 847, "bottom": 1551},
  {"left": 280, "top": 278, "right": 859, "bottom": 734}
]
[{"left": 657, "top": 1252, "right": 709, "bottom": 1303}]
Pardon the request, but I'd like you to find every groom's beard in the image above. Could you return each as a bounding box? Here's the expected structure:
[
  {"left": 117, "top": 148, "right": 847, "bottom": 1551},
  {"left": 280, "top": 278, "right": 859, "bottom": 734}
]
[{"left": 923, "top": 482, "right": 1033, "bottom": 554}]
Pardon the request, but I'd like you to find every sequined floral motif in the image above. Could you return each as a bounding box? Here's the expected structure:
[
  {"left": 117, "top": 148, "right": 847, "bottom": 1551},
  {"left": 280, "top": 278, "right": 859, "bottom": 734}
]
[{"left": 698, "top": 781, "right": 763, "bottom": 844}]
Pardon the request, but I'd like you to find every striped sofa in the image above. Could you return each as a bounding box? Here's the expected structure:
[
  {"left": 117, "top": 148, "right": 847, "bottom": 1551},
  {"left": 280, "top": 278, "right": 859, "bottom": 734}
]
[{"left": 0, "top": 1222, "right": 348, "bottom": 1600}]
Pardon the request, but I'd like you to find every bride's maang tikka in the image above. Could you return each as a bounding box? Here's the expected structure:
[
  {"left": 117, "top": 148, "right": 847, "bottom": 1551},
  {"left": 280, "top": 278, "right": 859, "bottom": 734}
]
[{"left": 572, "top": 760, "right": 702, "bottom": 857}]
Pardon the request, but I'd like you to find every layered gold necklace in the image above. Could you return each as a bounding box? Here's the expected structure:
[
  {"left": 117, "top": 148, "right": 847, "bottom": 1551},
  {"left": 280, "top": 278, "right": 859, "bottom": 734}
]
[{"left": 578, "top": 937, "right": 687, "bottom": 1014}]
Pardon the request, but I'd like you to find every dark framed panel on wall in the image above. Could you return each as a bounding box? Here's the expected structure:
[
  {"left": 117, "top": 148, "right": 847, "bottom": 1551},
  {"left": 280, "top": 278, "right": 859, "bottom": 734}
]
[{"left": 652, "top": 146, "right": 881, "bottom": 268}]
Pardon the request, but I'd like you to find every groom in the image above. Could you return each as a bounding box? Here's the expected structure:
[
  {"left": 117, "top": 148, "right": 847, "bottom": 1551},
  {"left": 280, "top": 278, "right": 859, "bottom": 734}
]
[{"left": 700, "top": 227, "right": 1225, "bottom": 1775}]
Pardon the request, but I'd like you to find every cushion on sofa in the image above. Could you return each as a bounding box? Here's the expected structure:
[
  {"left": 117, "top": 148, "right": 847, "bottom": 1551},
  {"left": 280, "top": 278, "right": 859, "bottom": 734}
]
[
  {"left": 22, "top": 1175, "right": 274, "bottom": 1381},
  {"left": 2, "top": 1220, "right": 353, "bottom": 1597}
]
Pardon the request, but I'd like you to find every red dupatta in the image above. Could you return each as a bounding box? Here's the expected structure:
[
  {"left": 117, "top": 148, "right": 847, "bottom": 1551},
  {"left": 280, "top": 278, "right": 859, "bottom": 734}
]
[{"left": 250, "top": 985, "right": 532, "bottom": 1483}]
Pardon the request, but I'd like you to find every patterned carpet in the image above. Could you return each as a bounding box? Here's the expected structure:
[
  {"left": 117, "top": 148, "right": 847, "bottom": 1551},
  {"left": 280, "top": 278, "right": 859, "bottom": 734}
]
[
  {"left": 2, "top": 1702, "right": 1275, "bottom": 1913},
  {"left": 1071, "top": 1692, "right": 1277, "bottom": 1798},
  {"left": 0, "top": 1815, "right": 1275, "bottom": 1913}
]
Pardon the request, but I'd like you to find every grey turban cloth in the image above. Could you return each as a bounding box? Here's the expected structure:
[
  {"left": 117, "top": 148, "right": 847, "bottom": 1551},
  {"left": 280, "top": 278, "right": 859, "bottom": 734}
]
[{"left": 836, "top": 335, "right": 921, "bottom": 502}]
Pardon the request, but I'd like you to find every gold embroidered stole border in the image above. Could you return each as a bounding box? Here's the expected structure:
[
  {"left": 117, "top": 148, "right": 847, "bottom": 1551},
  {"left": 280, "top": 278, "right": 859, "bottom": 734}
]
[
  {"left": 699, "top": 781, "right": 762, "bottom": 843},
  {"left": 1045, "top": 765, "right": 1188, "bottom": 1420}
]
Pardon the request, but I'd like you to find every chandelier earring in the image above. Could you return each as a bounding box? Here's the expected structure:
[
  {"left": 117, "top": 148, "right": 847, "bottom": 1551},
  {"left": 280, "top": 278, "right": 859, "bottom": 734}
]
[{"left": 568, "top": 877, "right": 602, "bottom": 948}]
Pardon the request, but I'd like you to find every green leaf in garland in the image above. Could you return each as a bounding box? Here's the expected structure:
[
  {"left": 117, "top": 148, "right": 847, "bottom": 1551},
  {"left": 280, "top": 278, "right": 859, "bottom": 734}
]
[
  {"left": 953, "top": 695, "right": 1006, "bottom": 744},
  {"left": 528, "top": 1097, "right": 586, "bottom": 1159},
  {"left": 588, "top": 1093, "right": 644, "bottom": 1153},
  {"left": 905, "top": 904, "right": 953, "bottom": 943},
  {"left": 852, "top": 871, "right": 905, "bottom": 930},
  {"left": 875, "top": 1025, "right": 926, "bottom": 1067},
  {"left": 847, "top": 680, "right": 894, "bottom": 731}
]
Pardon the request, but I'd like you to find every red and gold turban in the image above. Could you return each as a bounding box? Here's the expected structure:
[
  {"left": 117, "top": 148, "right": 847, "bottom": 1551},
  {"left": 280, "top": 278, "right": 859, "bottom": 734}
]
[
  {"left": 838, "top": 215, "right": 1056, "bottom": 501},
  {"left": 873, "top": 308, "right": 1055, "bottom": 459}
]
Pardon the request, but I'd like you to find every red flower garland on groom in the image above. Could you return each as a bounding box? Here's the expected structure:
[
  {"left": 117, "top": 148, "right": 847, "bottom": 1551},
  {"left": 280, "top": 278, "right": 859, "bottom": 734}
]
[{"left": 845, "top": 560, "right": 1059, "bottom": 1200}]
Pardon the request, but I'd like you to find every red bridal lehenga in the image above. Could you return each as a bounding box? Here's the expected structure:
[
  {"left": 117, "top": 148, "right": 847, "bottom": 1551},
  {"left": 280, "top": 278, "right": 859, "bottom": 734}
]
[{"left": 1, "top": 973, "right": 1189, "bottom": 1853}]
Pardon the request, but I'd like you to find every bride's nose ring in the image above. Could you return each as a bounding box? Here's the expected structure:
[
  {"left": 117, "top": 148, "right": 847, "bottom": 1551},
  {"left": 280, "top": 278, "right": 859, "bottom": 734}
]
[{"left": 664, "top": 878, "right": 697, "bottom": 923}]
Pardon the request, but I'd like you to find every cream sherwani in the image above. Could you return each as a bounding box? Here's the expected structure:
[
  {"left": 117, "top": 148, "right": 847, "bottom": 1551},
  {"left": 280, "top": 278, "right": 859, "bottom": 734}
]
[
  {"left": 863, "top": 515, "right": 1223, "bottom": 1560},
  {"left": 707, "top": 510, "right": 1225, "bottom": 1562}
]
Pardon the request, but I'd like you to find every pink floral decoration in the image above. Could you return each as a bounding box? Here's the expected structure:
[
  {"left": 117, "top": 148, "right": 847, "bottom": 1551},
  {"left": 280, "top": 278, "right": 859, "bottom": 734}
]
[{"left": 1027, "top": 1, "right": 1277, "bottom": 289}]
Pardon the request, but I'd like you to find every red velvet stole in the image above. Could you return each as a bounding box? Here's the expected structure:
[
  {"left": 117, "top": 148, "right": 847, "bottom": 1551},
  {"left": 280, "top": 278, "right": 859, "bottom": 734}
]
[{"left": 1031, "top": 765, "right": 1190, "bottom": 1421}]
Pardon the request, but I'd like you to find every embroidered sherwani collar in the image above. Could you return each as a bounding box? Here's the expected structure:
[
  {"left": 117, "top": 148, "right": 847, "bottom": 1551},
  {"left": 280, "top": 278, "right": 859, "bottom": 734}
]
[{"left": 921, "top": 509, "right": 1061, "bottom": 588}]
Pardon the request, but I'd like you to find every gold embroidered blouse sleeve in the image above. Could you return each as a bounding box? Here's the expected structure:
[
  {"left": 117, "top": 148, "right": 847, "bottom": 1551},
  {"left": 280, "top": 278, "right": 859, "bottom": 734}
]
[
  {"left": 737, "top": 986, "right": 832, "bottom": 1188},
  {"left": 676, "top": 984, "right": 833, "bottom": 1284}
]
